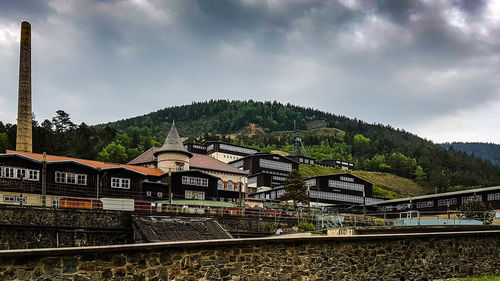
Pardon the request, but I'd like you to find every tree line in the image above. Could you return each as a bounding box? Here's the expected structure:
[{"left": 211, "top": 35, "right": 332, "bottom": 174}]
[{"left": 2, "top": 100, "right": 500, "bottom": 194}]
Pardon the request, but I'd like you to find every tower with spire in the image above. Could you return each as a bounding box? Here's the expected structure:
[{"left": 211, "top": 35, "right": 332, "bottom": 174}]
[{"left": 154, "top": 121, "right": 193, "bottom": 172}]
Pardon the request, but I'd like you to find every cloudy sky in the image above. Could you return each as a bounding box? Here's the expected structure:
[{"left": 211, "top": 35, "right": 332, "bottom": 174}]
[{"left": 0, "top": 0, "right": 499, "bottom": 143}]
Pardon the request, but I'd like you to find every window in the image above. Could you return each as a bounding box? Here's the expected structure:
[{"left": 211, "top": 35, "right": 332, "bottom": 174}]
[
  {"left": 17, "top": 169, "right": 26, "bottom": 179},
  {"left": 111, "top": 177, "right": 130, "bottom": 189},
  {"left": 55, "top": 171, "right": 87, "bottom": 185},
  {"left": 28, "top": 170, "right": 39, "bottom": 181},
  {"left": 259, "top": 159, "right": 292, "bottom": 172},
  {"left": 218, "top": 180, "right": 224, "bottom": 190},
  {"left": 157, "top": 192, "right": 163, "bottom": 197},
  {"left": 146, "top": 191, "right": 152, "bottom": 196},
  {"left": 4, "top": 167, "right": 15, "bottom": 179},
  {"left": 183, "top": 176, "right": 209, "bottom": 187},
  {"left": 227, "top": 181, "right": 234, "bottom": 191},
  {"left": 77, "top": 175, "right": 87, "bottom": 185},
  {"left": 175, "top": 165, "right": 184, "bottom": 171},
  {"left": 328, "top": 179, "right": 364, "bottom": 192},
  {"left": 66, "top": 173, "right": 76, "bottom": 184}
]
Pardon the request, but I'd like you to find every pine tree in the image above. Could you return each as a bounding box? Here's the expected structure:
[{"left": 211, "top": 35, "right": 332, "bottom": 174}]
[{"left": 280, "top": 169, "right": 310, "bottom": 209}]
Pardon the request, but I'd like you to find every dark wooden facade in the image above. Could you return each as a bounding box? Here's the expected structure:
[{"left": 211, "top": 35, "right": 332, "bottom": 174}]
[
  {"left": 317, "top": 159, "right": 355, "bottom": 170},
  {"left": 229, "top": 153, "right": 299, "bottom": 189},
  {"left": 369, "top": 186, "right": 500, "bottom": 213},
  {"left": 205, "top": 141, "right": 259, "bottom": 157},
  {"left": 252, "top": 173, "right": 383, "bottom": 206},
  {"left": 169, "top": 170, "right": 238, "bottom": 201},
  {"left": 286, "top": 155, "right": 316, "bottom": 165}
]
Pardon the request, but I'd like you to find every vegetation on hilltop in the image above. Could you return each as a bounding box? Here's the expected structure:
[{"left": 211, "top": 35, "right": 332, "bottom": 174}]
[
  {"left": 1, "top": 100, "right": 500, "bottom": 195},
  {"left": 441, "top": 142, "right": 500, "bottom": 167}
]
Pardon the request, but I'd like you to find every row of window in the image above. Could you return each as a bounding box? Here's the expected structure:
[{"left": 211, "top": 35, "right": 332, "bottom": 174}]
[
  {"left": 248, "top": 177, "right": 257, "bottom": 185},
  {"left": 305, "top": 179, "right": 316, "bottom": 187},
  {"left": 182, "top": 176, "right": 209, "bottom": 187},
  {"left": 3, "top": 195, "right": 27, "bottom": 203},
  {"left": 339, "top": 176, "right": 354, "bottom": 182},
  {"left": 222, "top": 154, "right": 241, "bottom": 160},
  {"left": 487, "top": 193, "right": 500, "bottom": 201},
  {"left": 416, "top": 201, "right": 434, "bottom": 209},
  {"left": 328, "top": 180, "right": 364, "bottom": 192},
  {"left": 185, "top": 190, "right": 205, "bottom": 200},
  {"left": 297, "top": 157, "right": 315, "bottom": 165},
  {"left": 55, "top": 172, "right": 87, "bottom": 185},
  {"left": 262, "top": 170, "right": 289, "bottom": 177},
  {"left": 0, "top": 166, "right": 40, "bottom": 181},
  {"left": 438, "top": 198, "right": 458, "bottom": 206},
  {"left": 309, "top": 190, "right": 364, "bottom": 204},
  {"left": 217, "top": 180, "right": 244, "bottom": 192},
  {"left": 259, "top": 159, "right": 293, "bottom": 172},
  {"left": 219, "top": 143, "right": 258, "bottom": 155},
  {"left": 272, "top": 176, "right": 287, "bottom": 182},
  {"left": 229, "top": 160, "right": 244, "bottom": 169},
  {"left": 462, "top": 195, "right": 481, "bottom": 204}
]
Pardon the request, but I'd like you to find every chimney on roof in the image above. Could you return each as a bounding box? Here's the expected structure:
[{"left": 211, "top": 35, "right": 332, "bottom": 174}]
[{"left": 16, "top": 21, "right": 32, "bottom": 152}]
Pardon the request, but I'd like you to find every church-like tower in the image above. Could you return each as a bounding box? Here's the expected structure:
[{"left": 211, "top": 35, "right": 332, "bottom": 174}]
[
  {"left": 16, "top": 21, "right": 32, "bottom": 152},
  {"left": 154, "top": 122, "right": 193, "bottom": 172}
]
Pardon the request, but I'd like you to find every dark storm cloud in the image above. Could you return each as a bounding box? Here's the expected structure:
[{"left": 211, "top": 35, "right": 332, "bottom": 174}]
[{"left": 0, "top": 0, "right": 499, "bottom": 142}]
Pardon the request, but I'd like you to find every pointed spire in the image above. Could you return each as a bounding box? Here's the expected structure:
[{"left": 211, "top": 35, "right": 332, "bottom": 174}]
[{"left": 154, "top": 121, "right": 193, "bottom": 158}]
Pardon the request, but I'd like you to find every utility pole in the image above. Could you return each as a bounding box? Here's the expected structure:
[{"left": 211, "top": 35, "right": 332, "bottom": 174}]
[
  {"left": 41, "top": 152, "right": 46, "bottom": 206},
  {"left": 363, "top": 190, "right": 366, "bottom": 216},
  {"left": 168, "top": 169, "right": 172, "bottom": 205}
]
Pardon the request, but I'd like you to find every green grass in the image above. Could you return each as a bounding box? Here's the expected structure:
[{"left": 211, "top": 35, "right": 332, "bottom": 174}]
[{"left": 436, "top": 276, "right": 500, "bottom": 281}]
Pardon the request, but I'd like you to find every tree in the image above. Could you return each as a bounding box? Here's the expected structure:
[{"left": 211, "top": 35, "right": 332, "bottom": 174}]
[
  {"left": 280, "top": 169, "right": 310, "bottom": 209},
  {"left": 458, "top": 197, "right": 495, "bottom": 225},
  {"left": 52, "top": 110, "right": 76, "bottom": 132},
  {"left": 97, "top": 142, "right": 128, "bottom": 163}
]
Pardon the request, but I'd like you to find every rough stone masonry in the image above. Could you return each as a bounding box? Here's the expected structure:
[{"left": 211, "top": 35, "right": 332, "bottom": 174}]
[{"left": 0, "top": 230, "right": 498, "bottom": 281}]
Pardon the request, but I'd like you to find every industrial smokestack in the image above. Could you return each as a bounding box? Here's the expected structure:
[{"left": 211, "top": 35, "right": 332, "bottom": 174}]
[{"left": 16, "top": 21, "right": 32, "bottom": 152}]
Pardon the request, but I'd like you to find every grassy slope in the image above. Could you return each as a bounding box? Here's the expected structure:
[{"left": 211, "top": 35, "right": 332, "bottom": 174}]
[{"left": 299, "top": 164, "right": 432, "bottom": 199}]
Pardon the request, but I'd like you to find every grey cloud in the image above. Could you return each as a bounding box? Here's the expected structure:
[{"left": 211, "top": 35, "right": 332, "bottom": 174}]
[{"left": 0, "top": 0, "right": 499, "bottom": 142}]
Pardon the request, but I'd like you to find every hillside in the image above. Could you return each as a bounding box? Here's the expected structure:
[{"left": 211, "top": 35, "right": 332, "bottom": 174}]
[
  {"left": 440, "top": 142, "right": 500, "bottom": 167},
  {"left": 299, "top": 164, "right": 431, "bottom": 199},
  {"left": 2, "top": 100, "right": 500, "bottom": 194}
]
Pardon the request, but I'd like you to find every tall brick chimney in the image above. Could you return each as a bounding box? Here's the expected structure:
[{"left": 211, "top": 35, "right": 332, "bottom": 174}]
[{"left": 16, "top": 21, "right": 32, "bottom": 152}]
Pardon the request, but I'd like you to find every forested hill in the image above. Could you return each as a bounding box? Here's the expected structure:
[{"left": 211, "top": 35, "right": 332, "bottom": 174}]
[
  {"left": 1, "top": 100, "right": 500, "bottom": 194},
  {"left": 440, "top": 142, "right": 500, "bottom": 167}
]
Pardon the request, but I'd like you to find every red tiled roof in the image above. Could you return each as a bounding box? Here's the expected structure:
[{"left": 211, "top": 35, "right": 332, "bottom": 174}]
[
  {"left": 5, "top": 150, "right": 165, "bottom": 177},
  {"left": 190, "top": 153, "right": 248, "bottom": 175},
  {"left": 128, "top": 148, "right": 248, "bottom": 175},
  {"left": 128, "top": 147, "right": 158, "bottom": 165}
]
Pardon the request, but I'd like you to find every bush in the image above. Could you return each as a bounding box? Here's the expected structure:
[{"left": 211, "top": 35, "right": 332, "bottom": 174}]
[{"left": 298, "top": 221, "right": 316, "bottom": 231}]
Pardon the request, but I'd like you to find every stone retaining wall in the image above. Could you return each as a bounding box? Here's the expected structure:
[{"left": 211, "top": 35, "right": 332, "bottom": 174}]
[{"left": 0, "top": 231, "right": 498, "bottom": 281}]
